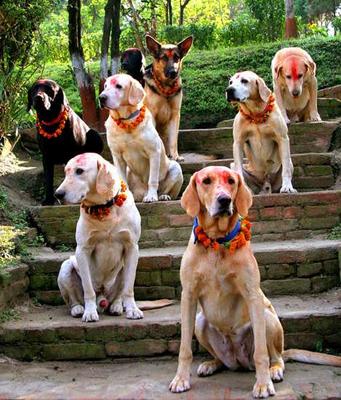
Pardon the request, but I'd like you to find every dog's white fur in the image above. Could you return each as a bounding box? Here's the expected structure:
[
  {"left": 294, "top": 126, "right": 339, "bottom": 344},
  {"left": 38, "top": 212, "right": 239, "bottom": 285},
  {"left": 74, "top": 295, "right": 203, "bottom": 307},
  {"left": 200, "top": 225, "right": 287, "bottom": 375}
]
[
  {"left": 100, "top": 74, "right": 183, "bottom": 203},
  {"left": 228, "top": 71, "right": 296, "bottom": 194},
  {"left": 271, "top": 47, "right": 321, "bottom": 123},
  {"left": 56, "top": 153, "right": 143, "bottom": 322}
]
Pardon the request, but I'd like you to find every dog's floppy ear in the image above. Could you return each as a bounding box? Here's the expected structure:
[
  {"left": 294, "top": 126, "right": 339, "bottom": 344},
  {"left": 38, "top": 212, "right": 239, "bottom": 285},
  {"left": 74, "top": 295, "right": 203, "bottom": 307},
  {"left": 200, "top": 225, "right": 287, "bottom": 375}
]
[
  {"left": 96, "top": 159, "right": 116, "bottom": 197},
  {"left": 256, "top": 76, "right": 271, "bottom": 103},
  {"left": 234, "top": 174, "right": 252, "bottom": 217},
  {"left": 146, "top": 35, "right": 162, "bottom": 58},
  {"left": 128, "top": 78, "right": 145, "bottom": 105},
  {"left": 181, "top": 172, "right": 200, "bottom": 218},
  {"left": 177, "top": 36, "right": 193, "bottom": 58},
  {"left": 274, "top": 65, "right": 283, "bottom": 80},
  {"left": 304, "top": 60, "right": 316, "bottom": 76},
  {"left": 54, "top": 86, "right": 64, "bottom": 105}
]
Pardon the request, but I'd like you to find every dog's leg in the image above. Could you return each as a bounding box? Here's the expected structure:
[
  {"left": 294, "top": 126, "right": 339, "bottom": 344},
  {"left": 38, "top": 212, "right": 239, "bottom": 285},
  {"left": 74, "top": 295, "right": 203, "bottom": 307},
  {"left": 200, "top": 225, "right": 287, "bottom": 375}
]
[
  {"left": 159, "top": 160, "right": 183, "bottom": 200},
  {"left": 273, "top": 83, "right": 290, "bottom": 124},
  {"left": 112, "top": 154, "right": 128, "bottom": 182},
  {"left": 232, "top": 138, "right": 244, "bottom": 178},
  {"left": 278, "top": 134, "right": 297, "bottom": 193},
  {"left": 167, "top": 110, "right": 183, "bottom": 162},
  {"left": 75, "top": 246, "right": 99, "bottom": 322},
  {"left": 42, "top": 158, "right": 55, "bottom": 205},
  {"left": 58, "top": 257, "right": 84, "bottom": 317},
  {"left": 169, "top": 290, "right": 197, "bottom": 393},
  {"left": 121, "top": 243, "right": 143, "bottom": 319},
  {"left": 143, "top": 148, "right": 161, "bottom": 202},
  {"left": 307, "top": 76, "right": 321, "bottom": 121}
]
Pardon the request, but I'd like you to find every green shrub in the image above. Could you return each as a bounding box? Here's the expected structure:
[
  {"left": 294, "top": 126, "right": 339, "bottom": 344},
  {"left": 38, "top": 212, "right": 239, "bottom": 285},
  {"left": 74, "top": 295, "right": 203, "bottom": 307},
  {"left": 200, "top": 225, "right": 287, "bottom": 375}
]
[{"left": 160, "top": 24, "right": 216, "bottom": 49}]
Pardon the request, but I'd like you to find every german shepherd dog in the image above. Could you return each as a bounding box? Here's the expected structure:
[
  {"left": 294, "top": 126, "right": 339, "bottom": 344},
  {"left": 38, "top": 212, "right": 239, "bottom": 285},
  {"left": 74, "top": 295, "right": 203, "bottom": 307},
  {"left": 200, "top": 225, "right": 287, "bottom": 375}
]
[{"left": 144, "top": 35, "right": 193, "bottom": 161}]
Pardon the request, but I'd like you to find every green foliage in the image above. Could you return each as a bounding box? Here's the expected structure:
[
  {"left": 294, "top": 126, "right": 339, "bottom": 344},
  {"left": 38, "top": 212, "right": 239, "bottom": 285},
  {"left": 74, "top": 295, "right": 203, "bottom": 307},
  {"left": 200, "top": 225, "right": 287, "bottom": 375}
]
[
  {"left": 220, "top": 13, "right": 260, "bottom": 46},
  {"left": 332, "top": 17, "right": 341, "bottom": 35},
  {"left": 0, "top": 309, "right": 20, "bottom": 323},
  {"left": 328, "top": 224, "right": 341, "bottom": 240},
  {"left": 160, "top": 24, "right": 216, "bottom": 49}
]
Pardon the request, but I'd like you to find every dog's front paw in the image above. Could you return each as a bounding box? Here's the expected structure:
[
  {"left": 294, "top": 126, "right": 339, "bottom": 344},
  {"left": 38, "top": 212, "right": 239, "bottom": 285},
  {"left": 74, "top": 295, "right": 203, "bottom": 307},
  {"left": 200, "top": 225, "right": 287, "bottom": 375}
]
[
  {"left": 169, "top": 374, "right": 191, "bottom": 393},
  {"left": 159, "top": 194, "right": 171, "bottom": 201},
  {"left": 109, "top": 300, "right": 123, "bottom": 316},
  {"left": 280, "top": 184, "right": 297, "bottom": 193},
  {"left": 82, "top": 303, "right": 99, "bottom": 322},
  {"left": 143, "top": 192, "right": 158, "bottom": 202},
  {"left": 197, "top": 359, "right": 222, "bottom": 377},
  {"left": 71, "top": 304, "right": 84, "bottom": 318},
  {"left": 126, "top": 306, "right": 143, "bottom": 319},
  {"left": 270, "top": 364, "right": 284, "bottom": 382},
  {"left": 252, "top": 379, "right": 275, "bottom": 398},
  {"left": 309, "top": 112, "right": 321, "bottom": 122}
]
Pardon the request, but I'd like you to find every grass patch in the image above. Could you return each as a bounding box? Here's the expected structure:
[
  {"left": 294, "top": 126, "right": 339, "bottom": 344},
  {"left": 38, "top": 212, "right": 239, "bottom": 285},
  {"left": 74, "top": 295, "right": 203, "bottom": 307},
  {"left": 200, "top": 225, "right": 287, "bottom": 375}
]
[
  {"left": 328, "top": 223, "right": 341, "bottom": 240},
  {"left": 0, "top": 309, "right": 20, "bottom": 323}
]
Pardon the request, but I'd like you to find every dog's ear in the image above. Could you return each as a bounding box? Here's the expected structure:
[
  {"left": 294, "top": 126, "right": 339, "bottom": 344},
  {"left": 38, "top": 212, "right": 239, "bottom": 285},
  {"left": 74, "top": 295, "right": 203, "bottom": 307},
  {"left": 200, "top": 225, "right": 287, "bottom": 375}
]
[
  {"left": 128, "top": 79, "right": 145, "bottom": 105},
  {"left": 305, "top": 60, "right": 316, "bottom": 76},
  {"left": 234, "top": 174, "right": 252, "bottom": 217},
  {"left": 181, "top": 172, "right": 200, "bottom": 218},
  {"left": 177, "top": 36, "right": 193, "bottom": 58},
  {"left": 274, "top": 65, "right": 283, "bottom": 80},
  {"left": 54, "top": 86, "right": 64, "bottom": 105},
  {"left": 96, "top": 159, "right": 115, "bottom": 197},
  {"left": 146, "top": 35, "right": 162, "bottom": 58},
  {"left": 256, "top": 76, "right": 271, "bottom": 103}
]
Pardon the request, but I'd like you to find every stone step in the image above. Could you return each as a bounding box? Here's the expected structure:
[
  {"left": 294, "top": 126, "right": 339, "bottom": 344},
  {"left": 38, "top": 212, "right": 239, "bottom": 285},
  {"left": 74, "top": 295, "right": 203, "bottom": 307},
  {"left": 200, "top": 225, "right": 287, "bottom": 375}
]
[
  {"left": 26, "top": 239, "right": 340, "bottom": 305},
  {"left": 30, "top": 190, "right": 341, "bottom": 248},
  {"left": 0, "top": 288, "right": 340, "bottom": 361}
]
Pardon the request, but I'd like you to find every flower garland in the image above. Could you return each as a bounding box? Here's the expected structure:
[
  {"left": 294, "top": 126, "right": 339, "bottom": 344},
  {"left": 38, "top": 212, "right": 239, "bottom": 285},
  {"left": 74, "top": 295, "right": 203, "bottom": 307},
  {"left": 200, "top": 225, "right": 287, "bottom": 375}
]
[
  {"left": 194, "top": 218, "right": 252, "bottom": 255},
  {"left": 239, "top": 93, "right": 275, "bottom": 124},
  {"left": 82, "top": 180, "right": 128, "bottom": 220},
  {"left": 36, "top": 107, "right": 69, "bottom": 139},
  {"left": 151, "top": 70, "right": 181, "bottom": 97},
  {"left": 112, "top": 106, "right": 146, "bottom": 131}
]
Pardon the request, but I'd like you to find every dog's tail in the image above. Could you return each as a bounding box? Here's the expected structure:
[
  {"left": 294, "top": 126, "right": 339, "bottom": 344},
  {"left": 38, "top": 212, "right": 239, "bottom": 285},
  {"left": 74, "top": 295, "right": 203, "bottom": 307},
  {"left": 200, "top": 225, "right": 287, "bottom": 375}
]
[
  {"left": 137, "top": 299, "right": 175, "bottom": 310},
  {"left": 283, "top": 349, "right": 341, "bottom": 367}
]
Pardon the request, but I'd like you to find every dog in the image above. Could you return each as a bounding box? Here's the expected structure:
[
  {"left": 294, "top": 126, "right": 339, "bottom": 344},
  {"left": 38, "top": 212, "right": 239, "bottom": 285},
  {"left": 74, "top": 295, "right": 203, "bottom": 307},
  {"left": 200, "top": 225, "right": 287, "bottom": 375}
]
[
  {"left": 169, "top": 166, "right": 341, "bottom": 398},
  {"left": 55, "top": 153, "right": 143, "bottom": 322},
  {"left": 226, "top": 71, "right": 296, "bottom": 194},
  {"left": 99, "top": 73, "right": 183, "bottom": 203},
  {"left": 120, "top": 48, "right": 145, "bottom": 87},
  {"left": 27, "top": 79, "right": 103, "bottom": 205},
  {"left": 271, "top": 47, "right": 321, "bottom": 123},
  {"left": 144, "top": 35, "right": 193, "bottom": 161}
]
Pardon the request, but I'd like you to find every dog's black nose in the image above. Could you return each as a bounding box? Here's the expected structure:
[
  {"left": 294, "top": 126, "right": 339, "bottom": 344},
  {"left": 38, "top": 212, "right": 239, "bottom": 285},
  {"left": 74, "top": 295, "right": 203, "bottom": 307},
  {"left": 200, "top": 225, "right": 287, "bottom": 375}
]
[
  {"left": 166, "top": 69, "right": 177, "bottom": 79},
  {"left": 99, "top": 94, "right": 107, "bottom": 107},
  {"left": 292, "top": 89, "right": 300, "bottom": 97},
  {"left": 55, "top": 190, "right": 65, "bottom": 200},
  {"left": 226, "top": 87, "right": 236, "bottom": 102},
  {"left": 217, "top": 195, "right": 231, "bottom": 208}
]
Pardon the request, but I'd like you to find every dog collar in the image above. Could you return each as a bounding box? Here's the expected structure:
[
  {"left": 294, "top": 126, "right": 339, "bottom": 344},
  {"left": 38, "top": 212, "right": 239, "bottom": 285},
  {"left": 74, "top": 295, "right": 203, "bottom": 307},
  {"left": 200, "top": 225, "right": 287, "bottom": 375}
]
[
  {"left": 36, "top": 106, "right": 69, "bottom": 139},
  {"left": 81, "top": 180, "right": 128, "bottom": 220},
  {"left": 239, "top": 93, "right": 275, "bottom": 124},
  {"left": 112, "top": 105, "right": 146, "bottom": 131},
  {"left": 150, "top": 69, "right": 181, "bottom": 98},
  {"left": 193, "top": 217, "right": 251, "bottom": 254}
]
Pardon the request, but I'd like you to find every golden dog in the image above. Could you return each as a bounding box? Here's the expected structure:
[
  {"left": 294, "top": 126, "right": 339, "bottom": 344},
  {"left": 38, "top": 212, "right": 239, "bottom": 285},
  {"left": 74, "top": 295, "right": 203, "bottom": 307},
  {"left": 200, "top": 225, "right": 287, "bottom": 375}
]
[
  {"left": 170, "top": 166, "right": 341, "bottom": 398},
  {"left": 144, "top": 35, "right": 193, "bottom": 161},
  {"left": 271, "top": 47, "right": 321, "bottom": 123},
  {"left": 226, "top": 71, "right": 296, "bottom": 194}
]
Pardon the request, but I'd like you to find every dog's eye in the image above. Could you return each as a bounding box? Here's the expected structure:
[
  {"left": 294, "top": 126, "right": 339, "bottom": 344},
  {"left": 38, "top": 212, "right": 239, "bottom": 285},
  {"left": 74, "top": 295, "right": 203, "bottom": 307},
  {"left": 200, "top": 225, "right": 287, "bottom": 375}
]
[
  {"left": 228, "top": 178, "right": 235, "bottom": 185},
  {"left": 298, "top": 73, "right": 303, "bottom": 79},
  {"left": 116, "top": 84, "right": 122, "bottom": 89},
  {"left": 203, "top": 177, "right": 211, "bottom": 185},
  {"left": 229, "top": 80, "right": 233, "bottom": 85},
  {"left": 75, "top": 168, "right": 84, "bottom": 175},
  {"left": 241, "top": 78, "right": 248, "bottom": 84},
  {"left": 286, "top": 75, "right": 292, "bottom": 79}
]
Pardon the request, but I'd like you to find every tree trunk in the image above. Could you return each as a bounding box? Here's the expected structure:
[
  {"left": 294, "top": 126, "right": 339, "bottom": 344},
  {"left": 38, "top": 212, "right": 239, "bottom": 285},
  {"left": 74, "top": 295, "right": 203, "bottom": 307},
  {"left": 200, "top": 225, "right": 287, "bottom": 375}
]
[
  {"left": 68, "top": 0, "right": 98, "bottom": 129},
  {"left": 179, "top": 0, "right": 190, "bottom": 25},
  {"left": 168, "top": 0, "right": 173, "bottom": 25},
  {"left": 285, "top": 0, "right": 298, "bottom": 38},
  {"left": 110, "top": 0, "right": 121, "bottom": 75}
]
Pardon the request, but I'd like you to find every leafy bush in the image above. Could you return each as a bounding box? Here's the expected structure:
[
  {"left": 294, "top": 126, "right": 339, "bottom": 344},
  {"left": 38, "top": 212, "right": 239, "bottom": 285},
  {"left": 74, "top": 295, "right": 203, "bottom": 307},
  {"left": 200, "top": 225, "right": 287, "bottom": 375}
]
[
  {"left": 160, "top": 24, "right": 216, "bottom": 49},
  {"left": 219, "top": 13, "right": 260, "bottom": 47}
]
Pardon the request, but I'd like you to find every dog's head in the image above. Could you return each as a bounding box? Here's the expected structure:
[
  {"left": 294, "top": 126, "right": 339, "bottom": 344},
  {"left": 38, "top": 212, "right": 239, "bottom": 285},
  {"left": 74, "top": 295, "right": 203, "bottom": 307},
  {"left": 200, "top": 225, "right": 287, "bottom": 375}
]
[
  {"left": 120, "top": 48, "right": 145, "bottom": 77},
  {"left": 55, "top": 153, "right": 121, "bottom": 205},
  {"left": 146, "top": 35, "right": 193, "bottom": 81},
  {"left": 99, "top": 74, "right": 145, "bottom": 111},
  {"left": 181, "top": 166, "right": 252, "bottom": 219},
  {"left": 274, "top": 55, "right": 316, "bottom": 98},
  {"left": 27, "top": 79, "right": 64, "bottom": 116},
  {"left": 226, "top": 71, "right": 271, "bottom": 104}
]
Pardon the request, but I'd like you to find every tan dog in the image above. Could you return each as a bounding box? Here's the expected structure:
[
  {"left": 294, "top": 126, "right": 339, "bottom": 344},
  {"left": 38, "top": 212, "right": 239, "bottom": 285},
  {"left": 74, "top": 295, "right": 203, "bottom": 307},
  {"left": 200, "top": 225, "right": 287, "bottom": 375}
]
[
  {"left": 99, "top": 74, "right": 183, "bottom": 203},
  {"left": 271, "top": 47, "right": 321, "bottom": 123},
  {"left": 226, "top": 71, "right": 296, "bottom": 194},
  {"left": 169, "top": 166, "right": 341, "bottom": 398},
  {"left": 144, "top": 35, "right": 193, "bottom": 161},
  {"left": 55, "top": 153, "right": 143, "bottom": 322}
]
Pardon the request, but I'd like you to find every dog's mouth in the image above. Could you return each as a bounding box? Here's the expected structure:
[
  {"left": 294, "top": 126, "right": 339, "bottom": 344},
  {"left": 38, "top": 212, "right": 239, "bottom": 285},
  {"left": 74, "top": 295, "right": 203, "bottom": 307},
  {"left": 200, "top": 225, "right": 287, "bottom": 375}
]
[
  {"left": 34, "top": 93, "right": 52, "bottom": 110},
  {"left": 225, "top": 88, "right": 246, "bottom": 104}
]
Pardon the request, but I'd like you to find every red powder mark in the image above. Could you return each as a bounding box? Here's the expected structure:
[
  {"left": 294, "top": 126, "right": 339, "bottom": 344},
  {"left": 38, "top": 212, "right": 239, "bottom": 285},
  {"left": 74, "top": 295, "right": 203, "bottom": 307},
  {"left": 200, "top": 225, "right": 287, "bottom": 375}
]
[
  {"left": 110, "top": 77, "right": 117, "bottom": 86},
  {"left": 65, "top": 166, "right": 72, "bottom": 173},
  {"left": 165, "top": 49, "right": 174, "bottom": 58},
  {"left": 236, "top": 74, "right": 240, "bottom": 79},
  {"left": 291, "top": 58, "right": 298, "bottom": 80},
  {"left": 74, "top": 154, "right": 88, "bottom": 165},
  {"left": 219, "top": 170, "right": 229, "bottom": 184},
  {"left": 37, "top": 79, "right": 47, "bottom": 84}
]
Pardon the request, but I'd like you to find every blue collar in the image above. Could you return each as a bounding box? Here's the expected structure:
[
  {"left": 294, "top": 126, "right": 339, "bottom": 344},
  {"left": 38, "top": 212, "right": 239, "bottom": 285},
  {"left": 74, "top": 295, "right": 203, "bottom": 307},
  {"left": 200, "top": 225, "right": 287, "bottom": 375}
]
[{"left": 193, "top": 217, "right": 241, "bottom": 245}]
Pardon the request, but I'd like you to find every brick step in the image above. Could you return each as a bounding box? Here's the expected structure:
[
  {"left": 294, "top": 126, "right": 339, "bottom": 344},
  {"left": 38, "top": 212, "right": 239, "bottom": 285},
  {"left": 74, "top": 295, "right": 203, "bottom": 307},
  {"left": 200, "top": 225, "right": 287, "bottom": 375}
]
[
  {"left": 31, "top": 190, "right": 341, "bottom": 247},
  {"left": 0, "top": 288, "right": 340, "bottom": 361},
  {"left": 26, "top": 239, "right": 340, "bottom": 306}
]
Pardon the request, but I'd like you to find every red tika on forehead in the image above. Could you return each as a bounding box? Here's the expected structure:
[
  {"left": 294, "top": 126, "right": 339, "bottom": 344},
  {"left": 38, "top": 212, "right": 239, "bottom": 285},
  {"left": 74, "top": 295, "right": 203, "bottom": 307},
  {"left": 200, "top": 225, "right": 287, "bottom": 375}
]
[
  {"left": 74, "top": 154, "right": 88, "bottom": 165},
  {"left": 110, "top": 77, "right": 118, "bottom": 86},
  {"left": 165, "top": 49, "right": 175, "bottom": 58},
  {"left": 291, "top": 59, "right": 299, "bottom": 80},
  {"left": 196, "top": 168, "right": 232, "bottom": 185}
]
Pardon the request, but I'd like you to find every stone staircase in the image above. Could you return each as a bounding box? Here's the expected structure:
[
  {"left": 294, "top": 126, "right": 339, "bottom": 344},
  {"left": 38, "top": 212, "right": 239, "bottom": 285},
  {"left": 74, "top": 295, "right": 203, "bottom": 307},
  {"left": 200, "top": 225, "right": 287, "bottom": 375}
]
[{"left": 0, "top": 114, "right": 340, "bottom": 366}]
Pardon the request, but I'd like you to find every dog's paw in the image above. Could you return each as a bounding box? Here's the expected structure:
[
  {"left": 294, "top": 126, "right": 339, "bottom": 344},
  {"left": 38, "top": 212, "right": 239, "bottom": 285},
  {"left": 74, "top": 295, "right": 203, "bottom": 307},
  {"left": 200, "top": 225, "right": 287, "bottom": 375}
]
[
  {"left": 169, "top": 375, "right": 191, "bottom": 393},
  {"left": 280, "top": 184, "right": 297, "bottom": 193},
  {"left": 309, "top": 112, "right": 321, "bottom": 122},
  {"left": 197, "top": 359, "right": 222, "bottom": 377},
  {"left": 126, "top": 306, "right": 143, "bottom": 320},
  {"left": 71, "top": 304, "right": 84, "bottom": 318},
  {"left": 143, "top": 193, "right": 158, "bottom": 203},
  {"left": 159, "top": 194, "right": 171, "bottom": 201},
  {"left": 109, "top": 301, "right": 123, "bottom": 316},
  {"left": 270, "top": 364, "right": 284, "bottom": 382},
  {"left": 252, "top": 379, "right": 275, "bottom": 398},
  {"left": 82, "top": 304, "right": 99, "bottom": 322}
]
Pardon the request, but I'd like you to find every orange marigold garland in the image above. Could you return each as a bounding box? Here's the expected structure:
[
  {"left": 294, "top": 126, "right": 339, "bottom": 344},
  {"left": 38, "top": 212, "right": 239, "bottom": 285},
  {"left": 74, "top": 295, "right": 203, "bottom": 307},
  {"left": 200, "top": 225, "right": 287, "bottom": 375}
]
[
  {"left": 151, "top": 70, "right": 181, "bottom": 97},
  {"left": 239, "top": 93, "right": 275, "bottom": 124},
  {"left": 36, "top": 107, "right": 69, "bottom": 139},
  {"left": 113, "top": 106, "right": 146, "bottom": 131}
]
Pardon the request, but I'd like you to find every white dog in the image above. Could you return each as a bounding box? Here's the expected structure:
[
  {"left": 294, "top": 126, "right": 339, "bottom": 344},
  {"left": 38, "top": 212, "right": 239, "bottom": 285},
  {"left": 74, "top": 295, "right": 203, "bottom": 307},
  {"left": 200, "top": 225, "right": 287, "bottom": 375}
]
[
  {"left": 99, "top": 73, "right": 183, "bottom": 203},
  {"left": 55, "top": 153, "right": 143, "bottom": 322}
]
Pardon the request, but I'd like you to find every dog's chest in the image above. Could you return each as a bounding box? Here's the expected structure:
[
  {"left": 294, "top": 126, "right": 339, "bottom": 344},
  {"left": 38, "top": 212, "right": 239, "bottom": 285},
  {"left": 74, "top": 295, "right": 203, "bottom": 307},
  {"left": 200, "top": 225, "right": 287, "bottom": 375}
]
[{"left": 282, "top": 86, "right": 310, "bottom": 112}]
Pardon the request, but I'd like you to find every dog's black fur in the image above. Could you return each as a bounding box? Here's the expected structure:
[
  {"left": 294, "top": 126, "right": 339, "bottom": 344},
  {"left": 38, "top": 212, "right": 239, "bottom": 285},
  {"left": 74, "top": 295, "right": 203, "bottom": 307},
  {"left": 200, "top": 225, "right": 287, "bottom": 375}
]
[
  {"left": 120, "top": 48, "right": 146, "bottom": 87},
  {"left": 27, "top": 79, "right": 103, "bottom": 205}
]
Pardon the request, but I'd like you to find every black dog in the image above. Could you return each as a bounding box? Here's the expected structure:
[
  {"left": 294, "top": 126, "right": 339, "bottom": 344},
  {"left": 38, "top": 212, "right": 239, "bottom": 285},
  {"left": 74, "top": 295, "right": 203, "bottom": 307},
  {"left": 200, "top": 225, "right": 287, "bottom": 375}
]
[
  {"left": 27, "top": 79, "right": 103, "bottom": 205},
  {"left": 120, "top": 48, "right": 146, "bottom": 87}
]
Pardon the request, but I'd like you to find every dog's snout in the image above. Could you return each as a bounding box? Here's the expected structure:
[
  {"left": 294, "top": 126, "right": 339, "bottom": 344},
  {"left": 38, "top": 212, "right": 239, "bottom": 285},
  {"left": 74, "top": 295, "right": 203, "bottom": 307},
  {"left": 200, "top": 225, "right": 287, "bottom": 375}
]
[
  {"left": 226, "top": 87, "right": 236, "bottom": 101},
  {"left": 55, "top": 190, "right": 66, "bottom": 201},
  {"left": 292, "top": 89, "right": 300, "bottom": 97},
  {"left": 99, "top": 94, "right": 107, "bottom": 107},
  {"left": 217, "top": 195, "right": 231, "bottom": 208},
  {"left": 166, "top": 68, "right": 177, "bottom": 79}
]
